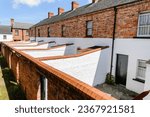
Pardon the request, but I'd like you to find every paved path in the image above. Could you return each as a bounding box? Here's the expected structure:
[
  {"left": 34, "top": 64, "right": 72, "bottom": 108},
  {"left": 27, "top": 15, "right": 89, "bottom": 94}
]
[{"left": 0, "top": 66, "right": 9, "bottom": 100}]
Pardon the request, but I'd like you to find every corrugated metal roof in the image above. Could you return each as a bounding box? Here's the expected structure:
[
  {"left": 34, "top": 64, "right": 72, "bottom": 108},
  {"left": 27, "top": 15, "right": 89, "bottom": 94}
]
[
  {"left": 13, "top": 22, "right": 34, "bottom": 29},
  {"left": 32, "top": 0, "right": 138, "bottom": 28},
  {"left": 0, "top": 25, "right": 12, "bottom": 34}
]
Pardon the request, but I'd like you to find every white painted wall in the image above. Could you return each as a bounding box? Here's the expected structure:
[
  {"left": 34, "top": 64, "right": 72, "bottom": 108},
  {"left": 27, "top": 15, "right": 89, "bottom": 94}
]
[
  {"left": 22, "top": 46, "right": 67, "bottom": 58},
  {"left": 144, "top": 64, "right": 150, "bottom": 100},
  {"left": 112, "top": 39, "right": 150, "bottom": 94},
  {"left": 0, "top": 34, "right": 13, "bottom": 42},
  {"left": 42, "top": 48, "right": 110, "bottom": 86}
]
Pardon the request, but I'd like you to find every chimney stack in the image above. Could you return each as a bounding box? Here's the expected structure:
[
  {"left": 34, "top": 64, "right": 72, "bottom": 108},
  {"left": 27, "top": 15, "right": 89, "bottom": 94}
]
[
  {"left": 72, "top": 1, "right": 79, "bottom": 10},
  {"left": 10, "top": 18, "right": 14, "bottom": 26},
  {"left": 48, "top": 12, "right": 54, "bottom": 18},
  {"left": 58, "top": 7, "right": 64, "bottom": 15},
  {"left": 92, "top": 0, "right": 98, "bottom": 3}
]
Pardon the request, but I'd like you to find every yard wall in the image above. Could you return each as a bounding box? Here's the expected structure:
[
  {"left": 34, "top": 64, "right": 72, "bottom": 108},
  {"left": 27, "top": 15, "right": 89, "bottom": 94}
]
[{"left": 0, "top": 42, "right": 114, "bottom": 100}]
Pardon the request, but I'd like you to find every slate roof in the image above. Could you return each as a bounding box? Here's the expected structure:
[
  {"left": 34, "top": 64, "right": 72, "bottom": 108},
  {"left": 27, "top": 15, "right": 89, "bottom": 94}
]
[
  {"left": 13, "top": 22, "right": 33, "bottom": 29},
  {"left": 32, "top": 0, "right": 138, "bottom": 28},
  {"left": 0, "top": 25, "right": 12, "bottom": 34}
]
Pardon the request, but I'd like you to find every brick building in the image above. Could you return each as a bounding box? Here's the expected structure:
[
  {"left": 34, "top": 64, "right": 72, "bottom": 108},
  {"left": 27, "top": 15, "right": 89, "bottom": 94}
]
[
  {"left": 11, "top": 19, "right": 33, "bottom": 41},
  {"left": 30, "top": 0, "right": 150, "bottom": 38}
]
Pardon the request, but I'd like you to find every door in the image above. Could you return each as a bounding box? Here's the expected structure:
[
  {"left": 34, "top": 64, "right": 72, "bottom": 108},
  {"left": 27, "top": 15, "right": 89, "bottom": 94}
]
[{"left": 115, "top": 54, "right": 128, "bottom": 86}]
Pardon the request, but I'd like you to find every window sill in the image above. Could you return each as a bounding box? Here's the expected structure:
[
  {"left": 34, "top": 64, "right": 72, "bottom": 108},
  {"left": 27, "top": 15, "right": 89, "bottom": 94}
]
[
  {"left": 133, "top": 78, "right": 145, "bottom": 83},
  {"left": 133, "top": 36, "right": 150, "bottom": 39}
]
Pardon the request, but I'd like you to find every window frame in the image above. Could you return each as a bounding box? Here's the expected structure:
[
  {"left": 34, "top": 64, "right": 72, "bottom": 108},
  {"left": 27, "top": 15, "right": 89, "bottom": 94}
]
[
  {"left": 137, "top": 13, "right": 150, "bottom": 37},
  {"left": 86, "top": 20, "right": 93, "bottom": 37},
  {"left": 15, "top": 29, "right": 19, "bottom": 36},
  {"left": 61, "top": 25, "right": 65, "bottom": 37},
  {"left": 26, "top": 30, "right": 29, "bottom": 36},
  {"left": 47, "top": 27, "right": 51, "bottom": 37},
  {"left": 38, "top": 29, "right": 40, "bottom": 37},
  {"left": 3, "top": 35, "right": 7, "bottom": 39},
  {"left": 136, "top": 59, "right": 147, "bottom": 82}
]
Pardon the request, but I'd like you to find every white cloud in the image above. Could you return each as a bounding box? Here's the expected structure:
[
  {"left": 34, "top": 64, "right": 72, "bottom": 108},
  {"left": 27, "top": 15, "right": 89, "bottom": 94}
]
[{"left": 13, "top": 0, "right": 54, "bottom": 8}]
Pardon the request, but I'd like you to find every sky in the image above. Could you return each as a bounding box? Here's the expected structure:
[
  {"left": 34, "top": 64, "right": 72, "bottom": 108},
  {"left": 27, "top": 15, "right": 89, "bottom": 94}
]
[{"left": 0, "top": 0, "right": 91, "bottom": 25}]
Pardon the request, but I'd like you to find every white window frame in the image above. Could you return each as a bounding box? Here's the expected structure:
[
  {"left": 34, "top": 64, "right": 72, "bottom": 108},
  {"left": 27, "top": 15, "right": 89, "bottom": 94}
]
[
  {"left": 137, "top": 13, "right": 150, "bottom": 37},
  {"left": 3, "top": 35, "right": 7, "bottom": 39},
  {"left": 136, "top": 59, "right": 147, "bottom": 81}
]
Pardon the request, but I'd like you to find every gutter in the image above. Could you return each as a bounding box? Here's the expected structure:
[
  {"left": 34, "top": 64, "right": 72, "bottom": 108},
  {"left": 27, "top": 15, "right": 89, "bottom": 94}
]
[{"left": 110, "top": 7, "right": 117, "bottom": 79}]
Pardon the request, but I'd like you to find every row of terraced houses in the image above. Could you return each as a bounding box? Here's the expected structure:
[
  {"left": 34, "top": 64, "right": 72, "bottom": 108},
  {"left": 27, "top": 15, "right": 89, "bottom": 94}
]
[{"left": 1, "top": 0, "right": 150, "bottom": 100}]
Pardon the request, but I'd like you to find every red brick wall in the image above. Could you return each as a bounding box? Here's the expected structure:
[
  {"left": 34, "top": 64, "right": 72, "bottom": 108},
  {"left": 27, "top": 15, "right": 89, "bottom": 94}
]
[
  {"left": 30, "top": 0, "right": 150, "bottom": 38},
  {"left": 12, "top": 29, "right": 30, "bottom": 41},
  {"left": 1, "top": 43, "right": 114, "bottom": 100}
]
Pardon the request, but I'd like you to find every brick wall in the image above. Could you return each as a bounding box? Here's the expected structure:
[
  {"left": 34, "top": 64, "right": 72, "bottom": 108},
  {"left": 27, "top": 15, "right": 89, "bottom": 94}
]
[
  {"left": 1, "top": 43, "right": 114, "bottom": 100},
  {"left": 12, "top": 29, "right": 30, "bottom": 41},
  {"left": 30, "top": 0, "right": 150, "bottom": 38}
]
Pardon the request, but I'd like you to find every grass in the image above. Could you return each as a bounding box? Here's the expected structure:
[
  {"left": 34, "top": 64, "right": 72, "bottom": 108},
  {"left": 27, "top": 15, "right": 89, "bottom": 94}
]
[{"left": 0, "top": 55, "right": 26, "bottom": 100}]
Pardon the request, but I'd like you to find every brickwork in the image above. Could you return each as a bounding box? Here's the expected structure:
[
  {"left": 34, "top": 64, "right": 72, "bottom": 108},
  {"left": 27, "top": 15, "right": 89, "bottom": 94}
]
[
  {"left": 12, "top": 29, "right": 30, "bottom": 41},
  {"left": 1, "top": 42, "right": 115, "bottom": 100},
  {"left": 30, "top": 0, "right": 150, "bottom": 38}
]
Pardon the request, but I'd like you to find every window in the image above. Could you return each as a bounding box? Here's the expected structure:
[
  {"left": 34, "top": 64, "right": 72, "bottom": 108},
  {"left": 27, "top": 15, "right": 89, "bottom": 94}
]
[
  {"left": 138, "top": 13, "right": 150, "bottom": 37},
  {"left": 61, "top": 25, "right": 65, "bottom": 37},
  {"left": 136, "top": 60, "right": 147, "bottom": 82},
  {"left": 38, "top": 29, "right": 40, "bottom": 37},
  {"left": 15, "top": 30, "right": 19, "bottom": 36},
  {"left": 86, "top": 20, "right": 93, "bottom": 37},
  {"left": 26, "top": 30, "right": 29, "bottom": 36},
  {"left": 3, "top": 35, "right": 7, "bottom": 39},
  {"left": 47, "top": 27, "right": 51, "bottom": 37}
]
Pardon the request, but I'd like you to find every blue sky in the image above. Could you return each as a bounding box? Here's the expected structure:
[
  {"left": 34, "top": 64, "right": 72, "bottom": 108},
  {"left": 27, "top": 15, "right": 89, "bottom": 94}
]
[{"left": 0, "top": 0, "right": 91, "bottom": 25}]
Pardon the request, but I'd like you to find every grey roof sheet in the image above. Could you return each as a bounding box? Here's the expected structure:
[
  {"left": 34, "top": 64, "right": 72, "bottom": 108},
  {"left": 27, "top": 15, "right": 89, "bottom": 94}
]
[
  {"left": 0, "top": 25, "right": 12, "bottom": 34},
  {"left": 32, "top": 0, "right": 138, "bottom": 28},
  {"left": 13, "top": 22, "right": 34, "bottom": 29}
]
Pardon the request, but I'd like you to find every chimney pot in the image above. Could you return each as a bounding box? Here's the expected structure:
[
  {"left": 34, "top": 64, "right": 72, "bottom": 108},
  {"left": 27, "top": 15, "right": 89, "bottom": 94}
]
[
  {"left": 92, "top": 0, "right": 98, "bottom": 3},
  {"left": 10, "top": 18, "right": 14, "bottom": 26},
  {"left": 72, "top": 1, "right": 79, "bottom": 10},
  {"left": 58, "top": 7, "right": 64, "bottom": 15},
  {"left": 48, "top": 12, "right": 54, "bottom": 18}
]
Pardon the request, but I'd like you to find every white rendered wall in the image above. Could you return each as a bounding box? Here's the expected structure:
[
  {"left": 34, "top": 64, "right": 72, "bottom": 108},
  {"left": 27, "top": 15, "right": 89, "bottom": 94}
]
[
  {"left": 42, "top": 48, "right": 110, "bottom": 86},
  {"left": 144, "top": 64, "right": 150, "bottom": 100},
  {"left": 112, "top": 39, "right": 150, "bottom": 94},
  {"left": 22, "top": 46, "right": 67, "bottom": 58},
  {"left": 0, "top": 34, "right": 13, "bottom": 41}
]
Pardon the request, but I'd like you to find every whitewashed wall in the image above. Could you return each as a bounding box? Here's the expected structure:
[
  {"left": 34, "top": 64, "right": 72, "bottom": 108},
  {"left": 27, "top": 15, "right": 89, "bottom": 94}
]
[
  {"left": 0, "top": 34, "right": 13, "bottom": 41},
  {"left": 42, "top": 48, "right": 110, "bottom": 86},
  {"left": 112, "top": 39, "right": 150, "bottom": 94},
  {"left": 31, "top": 37, "right": 150, "bottom": 96},
  {"left": 144, "top": 64, "right": 150, "bottom": 100}
]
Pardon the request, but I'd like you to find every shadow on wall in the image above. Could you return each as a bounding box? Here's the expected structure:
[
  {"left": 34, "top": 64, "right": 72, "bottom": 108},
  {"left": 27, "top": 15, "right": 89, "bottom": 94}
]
[
  {"left": 0, "top": 56, "right": 26, "bottom": 100},
  {"left": 93, "top": 47, "right": 111, "bottom": 86}
]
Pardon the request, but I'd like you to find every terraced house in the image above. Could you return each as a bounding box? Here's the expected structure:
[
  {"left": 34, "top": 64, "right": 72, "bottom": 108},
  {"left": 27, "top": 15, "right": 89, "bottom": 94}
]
[
  {"left": 1, "top": 0, "right": 150, "bottom": 100},
  {"left": 29, "top": 0, "right": 150, "bottom": 99},
  {"left": 11, "top": 19, "right": 33, "bottom": 41}
]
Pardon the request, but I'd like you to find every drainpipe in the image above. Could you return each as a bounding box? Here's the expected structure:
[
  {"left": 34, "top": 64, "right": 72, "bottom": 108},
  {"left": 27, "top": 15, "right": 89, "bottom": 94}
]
[
  {"left": 22, "top": 29, "right": 24, "bottom": 41},
  {"left": 35, "top": 27, "right": 37, "bottom": 42},
  {"left": 110, "top": 7, "right": 117, "bottom": 79}
]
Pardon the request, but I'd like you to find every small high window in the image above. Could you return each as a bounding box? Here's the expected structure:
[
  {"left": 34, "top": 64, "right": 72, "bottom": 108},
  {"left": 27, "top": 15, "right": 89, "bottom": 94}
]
[
  {"left": 15, "top": 30, "right": 19, "bottom": 36},
  {"left": 136, "top": 60, "right": 147, "bottom": 82},
  {"left": 61, "top": 25, "right": 65, "bottom": 37},
  {"left": 86, "top": 21, "right": 93, "bottom": 37},
  {"left": 47, "top": 27, "right": 51, "bottom": 37},
  {"left": 3, "top": 35, "right": 7, "bottom": 39},
  {"left": 38, "top": 29, "right": 40, "bottom": 37},
  {"left": 26, "top": 30, "right": 29, "bottom": 36},
  {"left": 138, "top": 13, "right": 150, "bottom": 37}
]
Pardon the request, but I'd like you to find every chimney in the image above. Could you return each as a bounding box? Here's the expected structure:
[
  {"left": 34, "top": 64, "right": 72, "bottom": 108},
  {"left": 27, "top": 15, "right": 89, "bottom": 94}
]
[
  {"left": 92, "top": 0, "right": 98, "bottom": 3},
  {"left": 48, "top": 12, "right": 54, "bottom": 18},
  {"left": 10, "top": 18, "right": 14, "bottom": 26},
  {"left": 72, "top": 1, "right": 79, "bottom": 10},
  {"left": 58, "top": 7, "right": 64, "bottom": 15}
]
